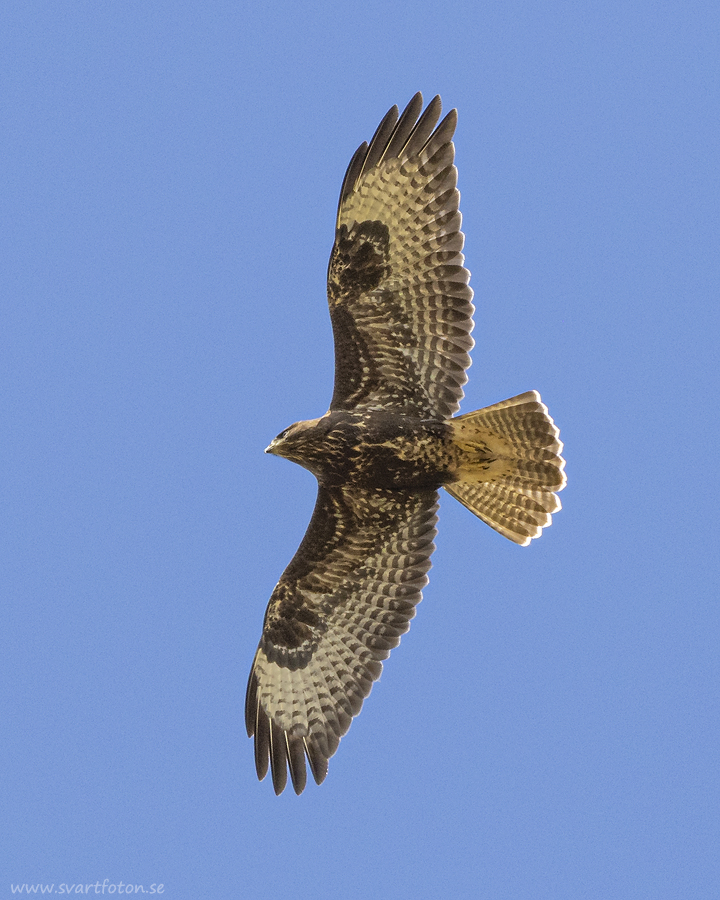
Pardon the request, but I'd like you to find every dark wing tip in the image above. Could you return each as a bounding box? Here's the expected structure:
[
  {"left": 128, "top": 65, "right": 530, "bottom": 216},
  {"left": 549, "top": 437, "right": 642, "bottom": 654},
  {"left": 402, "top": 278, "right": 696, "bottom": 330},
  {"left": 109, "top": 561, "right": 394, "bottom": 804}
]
[
  {"left": 269, "top": 719, "right": 288, "bottom": 795},
  {"left": 244, "top": 665, "right": 258, "bottom": 738},
  {"left": 421, "top": 107, "right": 457, "bottom": 157},
  {"left": 246, "top": 660, "right": 331, "bottom": 795},
  {"left": 286, "top": 733, "right": 308, "bottom": 795},
  {"left": 253, "top": 703, "right": 270, "bottom": 783},
  {"left": 336, "top": 141, "right": 368, "bottom": 222},
  {"left": 360, "top": 103, "right": 400, "bottom": 177},
  {"left": 304, "top": 737, "right": 329, "bottom": 786},
  {"left": 401, "top": 94, "right": 443, "bottom": 157},
  {"left": 336, "top": 93, "right": 457, "bottom": 222},
  {"left": 382, "top": 91, "right": 424, "bottom": 161}
]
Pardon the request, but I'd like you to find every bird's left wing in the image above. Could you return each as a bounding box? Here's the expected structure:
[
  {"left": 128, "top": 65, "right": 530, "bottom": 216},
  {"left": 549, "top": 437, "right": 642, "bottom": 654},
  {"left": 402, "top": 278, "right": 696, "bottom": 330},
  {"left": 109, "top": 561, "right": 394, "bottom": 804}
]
[{"left": 246, "top": 484, "right": 438, "bottom": 794}]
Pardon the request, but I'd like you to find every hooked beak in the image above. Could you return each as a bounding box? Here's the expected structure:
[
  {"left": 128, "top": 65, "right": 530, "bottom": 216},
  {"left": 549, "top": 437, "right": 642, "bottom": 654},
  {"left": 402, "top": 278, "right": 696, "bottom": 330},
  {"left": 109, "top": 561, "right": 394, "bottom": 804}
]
[{"left": 265, "top": 436, "right": 281, "bottom": 455}]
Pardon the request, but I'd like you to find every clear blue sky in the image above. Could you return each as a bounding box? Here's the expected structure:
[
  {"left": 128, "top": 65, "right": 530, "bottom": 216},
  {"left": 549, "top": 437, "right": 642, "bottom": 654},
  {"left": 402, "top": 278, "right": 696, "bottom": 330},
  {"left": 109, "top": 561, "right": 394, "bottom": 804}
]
[{"left": 3, "top": 2, "right": 719, "bottom": 898}]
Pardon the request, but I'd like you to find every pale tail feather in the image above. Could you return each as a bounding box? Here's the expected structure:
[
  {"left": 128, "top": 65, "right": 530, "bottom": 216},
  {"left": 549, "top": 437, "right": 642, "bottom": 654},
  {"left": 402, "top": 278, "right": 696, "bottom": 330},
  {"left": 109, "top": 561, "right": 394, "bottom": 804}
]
[{"left": 444, "top": 391, "right": 566, "bottom": 546}]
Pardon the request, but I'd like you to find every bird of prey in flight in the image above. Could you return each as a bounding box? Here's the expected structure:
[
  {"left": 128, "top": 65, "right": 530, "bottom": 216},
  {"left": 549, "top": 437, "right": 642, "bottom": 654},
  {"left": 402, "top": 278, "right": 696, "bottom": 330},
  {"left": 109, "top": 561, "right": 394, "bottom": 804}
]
[{"left": 245, "top": 93, "right": 566, "bottom": 794}]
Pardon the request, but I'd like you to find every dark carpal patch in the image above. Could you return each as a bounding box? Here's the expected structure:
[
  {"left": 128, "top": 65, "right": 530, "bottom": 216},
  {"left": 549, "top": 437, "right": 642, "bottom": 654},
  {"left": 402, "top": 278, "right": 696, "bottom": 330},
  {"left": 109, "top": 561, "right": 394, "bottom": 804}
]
[
  {"left": 327, "top": 220, "right": 391, "bottom": 305},
  {"left": 262, "top": 582, "right": 325, "bottom": 667}
]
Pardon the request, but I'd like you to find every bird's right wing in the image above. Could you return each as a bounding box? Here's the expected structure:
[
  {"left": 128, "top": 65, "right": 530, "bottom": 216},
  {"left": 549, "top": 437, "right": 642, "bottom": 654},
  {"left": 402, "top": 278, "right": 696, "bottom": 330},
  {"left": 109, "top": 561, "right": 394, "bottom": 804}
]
[{"left": 327, "top": 93, "right": 474, "bottom": 418}]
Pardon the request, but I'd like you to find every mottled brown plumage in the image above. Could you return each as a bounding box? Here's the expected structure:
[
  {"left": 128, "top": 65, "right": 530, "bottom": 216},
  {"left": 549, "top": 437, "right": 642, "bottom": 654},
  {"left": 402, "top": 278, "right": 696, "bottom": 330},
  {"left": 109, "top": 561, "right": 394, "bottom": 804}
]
[{"left": 246, "top": 94, "right": 566, "bottom": 794}]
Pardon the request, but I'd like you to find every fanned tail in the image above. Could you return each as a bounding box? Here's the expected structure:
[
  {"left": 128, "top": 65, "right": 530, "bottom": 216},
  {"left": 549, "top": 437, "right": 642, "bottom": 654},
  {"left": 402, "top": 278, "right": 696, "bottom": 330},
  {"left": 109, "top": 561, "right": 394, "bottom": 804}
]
[{"left": 444, "top": 391, "right": 566, "bottom": 545}]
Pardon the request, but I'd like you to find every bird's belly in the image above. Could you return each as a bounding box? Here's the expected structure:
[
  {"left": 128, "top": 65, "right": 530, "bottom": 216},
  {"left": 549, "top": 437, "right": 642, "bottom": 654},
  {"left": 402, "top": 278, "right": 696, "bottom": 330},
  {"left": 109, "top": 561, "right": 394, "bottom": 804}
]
[{"left": 350, "top": 428, "right": 449, "bottom": 491}]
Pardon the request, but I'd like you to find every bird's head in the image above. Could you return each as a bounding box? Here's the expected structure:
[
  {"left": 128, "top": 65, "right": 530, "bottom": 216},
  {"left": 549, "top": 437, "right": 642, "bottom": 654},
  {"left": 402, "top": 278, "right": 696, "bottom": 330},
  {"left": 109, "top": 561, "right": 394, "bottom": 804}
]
[{"left": 265, "top": 417, "right": 324, "bottom": 470}]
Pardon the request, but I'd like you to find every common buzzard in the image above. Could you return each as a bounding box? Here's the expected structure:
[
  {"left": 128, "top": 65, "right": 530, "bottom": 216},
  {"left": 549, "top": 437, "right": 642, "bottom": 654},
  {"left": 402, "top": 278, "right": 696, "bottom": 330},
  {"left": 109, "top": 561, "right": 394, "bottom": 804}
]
[{"left": 246, "top": 94, "right": 566, "bottom": 794}]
